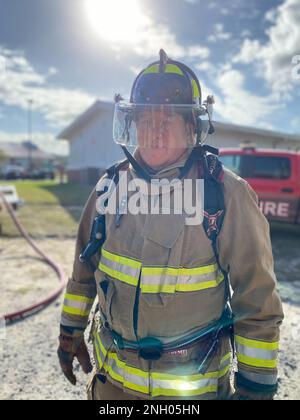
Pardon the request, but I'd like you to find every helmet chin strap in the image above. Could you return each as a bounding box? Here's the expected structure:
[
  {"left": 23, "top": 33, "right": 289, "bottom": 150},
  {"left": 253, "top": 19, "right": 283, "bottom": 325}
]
[{"left": 121, "top": 143, "right": 219, "bottom": 183}]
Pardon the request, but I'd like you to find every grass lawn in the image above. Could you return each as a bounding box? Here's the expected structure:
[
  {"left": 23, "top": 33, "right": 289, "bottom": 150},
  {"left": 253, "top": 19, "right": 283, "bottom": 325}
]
[{"left": 0, "top": 180, "right": 93, "bottom": 237}]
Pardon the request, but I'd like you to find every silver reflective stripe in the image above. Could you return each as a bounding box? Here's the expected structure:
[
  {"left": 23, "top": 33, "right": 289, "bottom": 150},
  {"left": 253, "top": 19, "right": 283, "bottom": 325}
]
[
  {"left": 60, "top": 316, "right": 87, "bottom": 329},
  {"left": 236, "top": 343, "right": 278, "bottom": 361},
  {"left": 105, "top": 355, "right": 150, "bottom": 393},
  {"left": 239, "top": 370, "right": 278, "bottom": 386},
  {"left": 63, "top": 298, "right": 92, "bottom": 312},
  {"left": 152, "top": 376, "right": 218, "bottom": 391},
  {"left": 142, "top": 269, "right": 220, "bottom": 286},
  {"left": 100, "top": 255, "right": 140, "bottom": 280}
]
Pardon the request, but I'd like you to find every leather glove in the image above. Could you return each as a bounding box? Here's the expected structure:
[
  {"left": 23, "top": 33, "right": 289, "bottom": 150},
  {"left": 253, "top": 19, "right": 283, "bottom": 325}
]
[{"left": 57, "top": 328, "right": 92, "bottom": 385}]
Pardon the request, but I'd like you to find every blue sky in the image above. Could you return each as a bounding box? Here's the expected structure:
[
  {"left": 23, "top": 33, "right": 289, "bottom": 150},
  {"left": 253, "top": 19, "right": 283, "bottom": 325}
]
[{"left": 0, "top": 0, "right": 299, "bottom": 155}]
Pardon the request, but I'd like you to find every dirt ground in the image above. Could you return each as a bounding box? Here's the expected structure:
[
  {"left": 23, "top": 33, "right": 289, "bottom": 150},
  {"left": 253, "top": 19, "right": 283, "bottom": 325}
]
[{"left": 0, "top": 234, "right": 300, "bottom": 400}]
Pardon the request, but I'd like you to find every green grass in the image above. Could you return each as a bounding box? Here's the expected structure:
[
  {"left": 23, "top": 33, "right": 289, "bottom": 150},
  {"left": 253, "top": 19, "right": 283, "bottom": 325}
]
[{"left": 0, "top": 180, "right": 93, "bottom": 237}]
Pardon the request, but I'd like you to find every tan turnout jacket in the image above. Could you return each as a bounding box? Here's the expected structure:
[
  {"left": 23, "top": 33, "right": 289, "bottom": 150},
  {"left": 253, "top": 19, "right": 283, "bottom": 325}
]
[{"left": 61, "top": 152, "right": 283, "bottom": 400}]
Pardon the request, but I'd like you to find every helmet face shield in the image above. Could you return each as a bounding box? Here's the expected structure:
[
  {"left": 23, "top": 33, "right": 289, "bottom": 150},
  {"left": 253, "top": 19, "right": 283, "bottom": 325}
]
[{"left": 113, "top": 102, "right": 206, "bottom": 150}]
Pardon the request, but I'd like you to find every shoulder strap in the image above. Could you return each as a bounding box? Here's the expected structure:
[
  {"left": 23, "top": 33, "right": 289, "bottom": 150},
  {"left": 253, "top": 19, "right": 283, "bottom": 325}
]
[
  {"left": 199, "top": 153, "right": 231, "bottom": 304},
  {"left": 201, "top": 153, "right": 225, "bottom": 240},
  {"left": 79, "top": 159, "right": 129, "bottom": 263}
]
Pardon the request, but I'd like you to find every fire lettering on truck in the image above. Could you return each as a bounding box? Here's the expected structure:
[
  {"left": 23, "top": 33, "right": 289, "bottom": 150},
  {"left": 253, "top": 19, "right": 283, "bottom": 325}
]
[{"left": 259, "top": 201, "right": 290, "bottom": 218}]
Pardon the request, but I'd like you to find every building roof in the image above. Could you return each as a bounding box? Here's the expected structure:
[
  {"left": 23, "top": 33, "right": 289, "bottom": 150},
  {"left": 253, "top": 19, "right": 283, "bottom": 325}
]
[
  {"left": 57, "top": 100, "right": 113, "bottom": 140},
  {"left": 0, "top": 142, "right": 54, "bottom": 160},
  {"left": 214, "top": 121, "right": 300, "bottom": 143},
  {"left": 57, "top": 100, "right": 300, "bottom": 144}
]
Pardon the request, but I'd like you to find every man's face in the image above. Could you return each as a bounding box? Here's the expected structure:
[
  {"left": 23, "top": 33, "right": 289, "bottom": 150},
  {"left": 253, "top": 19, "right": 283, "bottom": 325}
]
[{"left": 136, "top": 108, "right": 194, "bottom": 170}]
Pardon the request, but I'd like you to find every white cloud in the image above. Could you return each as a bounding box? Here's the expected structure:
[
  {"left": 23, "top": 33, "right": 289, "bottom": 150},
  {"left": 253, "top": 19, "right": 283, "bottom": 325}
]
[
  {"left": 208, "top": 24, "right": 232, "bottom": 43},
  {"left": 0, "top": 47, "right": 95, "bottom": 128},
  {"left": 208, "top": 0, "right": 259, "bottom": 19},
  {"left": 195, "top": 62, "right": 212, "bottom": 72},
  {"left": 241, "top": 29, "right": 252, "bottom": 39},
  {"left": 233, "top": 0, "right": 300, "bottom": 97},
  {"left": 130, "top": 21, "right": 210, "bottom": 60},
  {"left": 213, "top": 69, "right": 281, "bottom": 128},
  {"left": 291, "top": 116, "right": 300, "bottom": 132},
  {"left": 90, "top": 3, "right": 210, "bottom": 62},
  {"left": 0, "top": 132, "right": 69, "bottom": 156}
]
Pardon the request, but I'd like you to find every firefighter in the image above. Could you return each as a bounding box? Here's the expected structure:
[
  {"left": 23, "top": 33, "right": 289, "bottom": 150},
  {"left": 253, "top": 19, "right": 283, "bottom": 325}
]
[{"left": 57, "top": 50, "right": 284, "bottom": 400}]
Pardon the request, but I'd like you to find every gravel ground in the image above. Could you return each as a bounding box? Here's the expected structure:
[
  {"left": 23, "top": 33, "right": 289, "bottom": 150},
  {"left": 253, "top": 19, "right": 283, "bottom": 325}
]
[{"left": 0, "top": 234, "right": 300, "bottom": 400}]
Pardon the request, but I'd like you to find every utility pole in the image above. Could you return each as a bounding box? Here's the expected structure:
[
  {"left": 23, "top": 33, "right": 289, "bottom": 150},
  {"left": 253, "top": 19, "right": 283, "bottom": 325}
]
[{"left": 28, "top": 99, "right": 33, "bottom": 172}]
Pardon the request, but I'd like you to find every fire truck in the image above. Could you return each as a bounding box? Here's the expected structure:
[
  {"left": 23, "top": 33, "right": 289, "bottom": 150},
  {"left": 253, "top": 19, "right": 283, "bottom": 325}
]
[{"left": 219, "top": 145, "right": 300, "bottom": 224}]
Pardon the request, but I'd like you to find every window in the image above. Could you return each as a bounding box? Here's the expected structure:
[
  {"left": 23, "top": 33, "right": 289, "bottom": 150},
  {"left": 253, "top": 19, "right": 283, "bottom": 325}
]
[
  {"left": 219, "top": 155, "right": 242, "bottom": 176},
  {"left": 220, "top": 155, "right": 291, "bottom": 180}
]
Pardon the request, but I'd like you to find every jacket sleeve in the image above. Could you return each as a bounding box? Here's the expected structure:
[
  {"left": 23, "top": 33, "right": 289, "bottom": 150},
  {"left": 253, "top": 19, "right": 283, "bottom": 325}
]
[
  {"left": 218, "top": 175, "right": 284, "bottom": 394},
  {"left": 60, "top": 187, "right": 99, "bottom": 332}
]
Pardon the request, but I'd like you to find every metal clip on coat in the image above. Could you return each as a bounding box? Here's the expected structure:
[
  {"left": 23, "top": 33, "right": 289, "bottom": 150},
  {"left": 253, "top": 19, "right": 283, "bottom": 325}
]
[{"left": 79, "top": 215, "right": 106, "bottom": 263}]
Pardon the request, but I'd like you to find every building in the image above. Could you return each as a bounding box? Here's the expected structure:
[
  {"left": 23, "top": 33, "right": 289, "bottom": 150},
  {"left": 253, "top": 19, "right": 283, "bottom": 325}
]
[
  {"left": 0, "top": 141, "right": 55, "bottom": 176},
  {"left": 57, "top": 100, "right": 300, "bottom": 185}
]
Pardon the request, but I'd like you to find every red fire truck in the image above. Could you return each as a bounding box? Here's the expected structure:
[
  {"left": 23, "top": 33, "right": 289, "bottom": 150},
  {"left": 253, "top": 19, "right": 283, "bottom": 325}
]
[{"left": 219, "top": 146, "right": 300, "bottom": 224}]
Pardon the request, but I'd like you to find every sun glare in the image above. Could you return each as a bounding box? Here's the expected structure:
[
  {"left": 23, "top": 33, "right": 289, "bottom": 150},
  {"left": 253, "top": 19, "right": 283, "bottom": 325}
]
[{"left": 85, "top": 0, "right": 149, "bottom": 44}]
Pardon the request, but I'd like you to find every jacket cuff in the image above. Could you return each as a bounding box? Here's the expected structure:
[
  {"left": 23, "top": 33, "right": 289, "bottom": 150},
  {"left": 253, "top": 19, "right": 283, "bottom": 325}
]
[
  {"left": 60, "top": 278, "right": 96, "bottom": 330},
  {"left": 60, "top": 324, "right": 85, "bottom": 336},
  {"left": 235, "top": 372, "right": 278, "bottom": 397}
]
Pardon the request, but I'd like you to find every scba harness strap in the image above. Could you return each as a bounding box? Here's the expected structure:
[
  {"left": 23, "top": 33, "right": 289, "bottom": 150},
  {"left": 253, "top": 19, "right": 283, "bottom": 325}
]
[{"left": 80, "top": 148, "right": 234, "bottom": 364}]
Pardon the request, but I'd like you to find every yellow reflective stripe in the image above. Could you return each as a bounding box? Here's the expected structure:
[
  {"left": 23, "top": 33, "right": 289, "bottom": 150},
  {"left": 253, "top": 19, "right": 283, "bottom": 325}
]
[
  {"left": 123, "top": 379, "right": 149, "bottom": 394},
  {"left": 99, "top": 262, "right": 138, "bottom": 286},
  {"left": 142, "top": 63, "right": 184, "bottom": 76},
  {"left": 104, "top": 353, "right": 150, "bottom": 394},
  {"left": 180, "top": 264, "right": 219, "bottom": 276},
  {"left": 103, "top": 361, "right": 124, "bottom": 383},
  {"left": 62, "top": 306, "right": 90, "bottom": 317},
  {"left": 142, "top": 64, "right": 159, "bottom": 75},
  {"left": 96, "top": 333, "right": 107, "bottom": 359},
  {"left": 93, "top": 335, "right": 103, "bottom": 369},
  {"left": 165, "top": 63, "right": 184, "bottom": 75},
  {"left": 237, "top": 354, "right": 278, "bottom": 369},
  {"left": 108, "top": 353, "right": 149, "bottom": 379},
  {"left": 64, "top": 293, "right": 94, "bottom": 304},
  {"left": 99, "top": 341, "right": 231, "bottom": 396},
  {"left": 101, "top": 248, "right": 141, "bottom": 269},
  {"left": 142, "top": 263, "right": 218, "bottom": 277},
  {"left": 176, "top": 274, "right": 224, "bottom": 292},
  {"left": 235, "top": 335, "right": 279, "bottom": 351},
  {"left": 192, "top": 79, "right": 201, "bottom": 99},
  {"left": 219, "top": 364, "right": 230, "bottom": 378},
  {"left": 220, "top": 352, "right": 232, "bottom": 366},
  {"left": 152, "top": 385, "right": 218, "bottom": 398},
  {"left": 141, "top": 273, "right": 224, "bottom": 293}
]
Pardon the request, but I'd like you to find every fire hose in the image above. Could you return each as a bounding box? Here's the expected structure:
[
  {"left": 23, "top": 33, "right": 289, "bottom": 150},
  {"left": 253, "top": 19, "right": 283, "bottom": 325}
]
[{"left": 0, "top": 191, "right": 67, "bottom": 325}]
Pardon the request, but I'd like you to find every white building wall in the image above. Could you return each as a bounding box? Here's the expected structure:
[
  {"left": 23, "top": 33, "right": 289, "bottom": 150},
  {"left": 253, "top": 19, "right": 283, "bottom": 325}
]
[
  {"left": 68, "top": 109, "right": 123, "bottom": 171},
  {"left": 211, "top": 128, "right": 300, "bottom": 151}
]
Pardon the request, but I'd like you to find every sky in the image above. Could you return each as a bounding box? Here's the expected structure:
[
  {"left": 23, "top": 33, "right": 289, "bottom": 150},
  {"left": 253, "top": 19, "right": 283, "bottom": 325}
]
[{"left": 0, "top": 0, "right": 299, "bottom": 155}]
